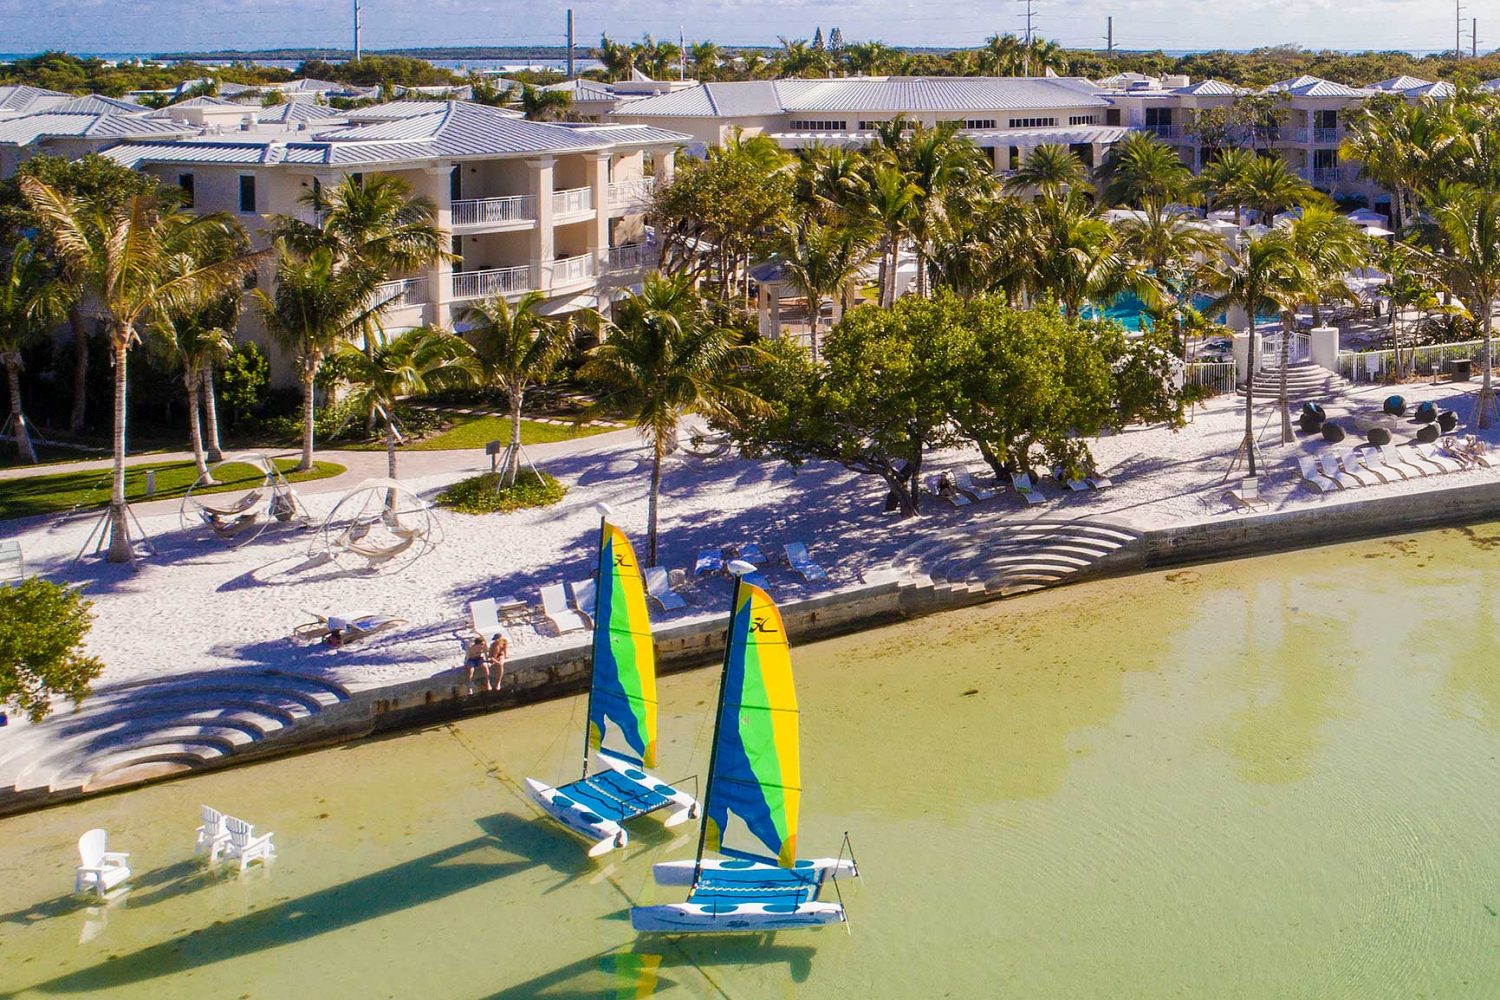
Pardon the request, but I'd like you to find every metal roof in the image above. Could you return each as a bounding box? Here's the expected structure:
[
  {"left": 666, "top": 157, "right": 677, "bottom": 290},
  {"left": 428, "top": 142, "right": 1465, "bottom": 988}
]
[
  {"left": 544, "top": 78, "right": 617, "bottom": 102},
  {"left": 1173, "top": 79, "right": 1245, "bottom": 97},
  {"left": 771, "top": 123, "right": 1130, "bottom": 149},
  {"left": 559, "top": 122, "right": 688, "bottom": 145},
  {"left": 1368, "top": 75, "right": 1433, "bottom": 92},
  {"left": 102, "top": 141, "right": 279, "bottom": 166},
  {"left": 0, "top": 112, "right": 192, "bottom": 146},
  {"left": 1264, "top": 75, "right": 1370, "bottom": 98},
  {"left": 256, "top": 100, "right": 346, "bottom": 125},
  {"left": 0, "top": 85, "right": 72, "bottom": 113},
  {"left": 50, "top": 94, "right": 147, "bottom": 115}
]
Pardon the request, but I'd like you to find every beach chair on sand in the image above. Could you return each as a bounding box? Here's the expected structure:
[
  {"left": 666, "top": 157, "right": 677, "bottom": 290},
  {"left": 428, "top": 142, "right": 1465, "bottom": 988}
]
[
  {"left": 1361, "top": 446, "right": 1411, "bottom": 481},
  {"left": 1010, "top": 472, "right": 1047, "bottom": 506},
  {"left": 1379, "top": 444, "right": 1428, "bottom": 479},
  {"left": 1297, "top": 456, "right": 1339, "bottom": 492},
  {"left": 925, "top": 475, "right": 971, "bottom": 507},
  {"left": 1344, "top": 449, "right": 1393, "bottom": 485},
  {"left": 1223, "top": 477, "right": 1269, "bottom": 511},
  {"left": 75, "top": 829, "right": 130, "bottom": 899},
  {"left": 953, "top": 468, "right": 995, "bottom": 501},
  {"left": 223, "top": 816, "right": 275, "bottom": 873},
  {"left": 1318, "top": 452, "right": 1362, "bottom": 489},
  {"left": 1053, "top": 466, "right": 1090, "bottom": 492},
  {"left": 694, "top": 549, "right": 723, "bottom": 576},
  {"left": 569, "top": 578, "right": 597, "bottom": 624},
  {"left": 195, "top": 806, "right": 232, "bottom": 864},
  {"left": 1406, "top": 442, "right": 1463, "bottom": 474},
  {"left": 734, "top": 542, "right": 768, "bottom": 566},
  {"left": 1085, "top": 466, "right": 1113, "bottom": 490},
  {"left": 783, "top": 542, "right": 829, "bottom": 582},
  {"left": 293, "top": 612, "right": 405, "bottom": 645},
  {"left": 469, "top": 599, "right": 516, "bottom": 642},
  {"left": 541, "top": 584, "right": 589, "bottom": 635},
  {"left": 645, "top": 566, "right": 687, "bottom": 611}
]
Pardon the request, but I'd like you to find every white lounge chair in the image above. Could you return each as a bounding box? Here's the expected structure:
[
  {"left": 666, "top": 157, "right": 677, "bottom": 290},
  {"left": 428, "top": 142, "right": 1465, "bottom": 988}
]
[
  {"left": 569, "top": 578, "right": 597, "bottom": 623},
  {"left": 1053, "top": 466, "right": 1090, "bottom": 492},
  {"left": 1406, "top": 442, "right": 1463, "bottom": 473},
  {"left": 783, "top": 542, "right": 829, "bottom": 582},
  {"left": 1318, "top": 452, "right": 1362, "bottom": 489},
  {"left": 541, "top": 584, "right": 589, "bottom": 634},
  {"left": 953, "top": 468, "right": 995, "bottom": 501},
  {"left": 1010, "top": 472, "right": 1046, "bottom": 505},
  {"left": 925, "top": 475, "right": 971, "bottom": 507},
  {"left": 1343, "top": 449, "right": 1392, "bottom": 485},
  {"left": 293, "top": 612, "right": 405, "bottom": 644},
  {"left": 75, "top": 829, "right": 130, "bottom": 899},
  {"left": 1224, "top": 477, "right": 1269, "bottom": 511},
  {"left": 469, "top": 598, "right": 515, "bottom": 643},
  {"left": 645, "top": 566, "right": 687, "bottom": 611},
  {"left": 1360, "top": 446, "right": 1409, "bottom": 481},
  {"left": 1297, "top": 456, "right": 1339, "bottom": 492},
  {"left": 1085, "top": 468, "right": 1114, "bottom": 490},
  {"left": 223, "top": 816, "right": 275, "bottom": 872},
  {"left": 195, "top": 805, "right": 232, "bottom": 864},
  {"left": 1380, "top": 443, "right": 1428, "bottom": 479},
  {"left": 693, "top": 549, "right": 723, "bottom": 576},
  {"left": 736, "top": 542, "right": 768, "bottom": 565}
]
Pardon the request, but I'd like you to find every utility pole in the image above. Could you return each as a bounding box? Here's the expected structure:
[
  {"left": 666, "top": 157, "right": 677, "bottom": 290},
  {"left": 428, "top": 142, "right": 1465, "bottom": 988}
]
[
  {"left": 566, "top": 9, "right": 575, "bottom": 78},
  {"left": 679, "top": 26, "right": 686, "bottom": 79},
  {"left": 1474, "top": 17, "right": 1479, "bottom": 58},
  {"left": 1458, "top": 0, "right": 1465, "bottom": 58},
  {"left": 1107, "top": 15, "right": 1114, "bottom": 54},
  {"left": 353, "top": 0, "right": 362, "bottom": 61},
  {"left": 1017, "top": 0, "right": 1037, "bottom": 75}
]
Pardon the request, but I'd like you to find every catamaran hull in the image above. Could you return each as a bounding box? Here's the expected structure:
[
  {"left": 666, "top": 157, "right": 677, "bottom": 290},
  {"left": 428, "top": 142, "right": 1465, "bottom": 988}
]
[
  {"left": 596, "top": 753, "right": 699, "bottom": 828},
  {"left": 630, "top": 901, "right": 846, "bottom": 933},
  {"left": 524, "top": 778, "right": 627, "bottom": 857},
  {"left": 651, "top": 857, "right": 857, "bottom": 886}
]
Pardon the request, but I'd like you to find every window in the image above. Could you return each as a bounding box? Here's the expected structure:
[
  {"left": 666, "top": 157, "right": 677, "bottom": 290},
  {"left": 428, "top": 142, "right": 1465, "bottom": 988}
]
[
  {"left": 1144, "top": 107, "right": 1173, "bottom": 127},
  {"left": 1105, "top": 108, "right": 1122, "bottom": 126},
  {"left": 1069, "top": 115, "right": 1098, "bottom": 126},
  {"left": 788, "top": 119, "right": 847, "bottom": 131},
  {"left": 965, "top": 119, "right": 997, "bottom": 130},
  {"left": 237, "top": 175, "right": 256, "bottom": 214},
  {"left": 1008, "top": 117, "right": 1057, "bottom": 129},
  {"left": 1313, "top": 148, "right": 1338, "bottom": 169},
  {"left": 1314, "top": 109, "right": 1338, "bottom": 129},
  {"left": 177, "top": 173, "right": 194, "bottom": 208},
  {"left": 450, "top": 165, "right": 461, "bottom": 203}
]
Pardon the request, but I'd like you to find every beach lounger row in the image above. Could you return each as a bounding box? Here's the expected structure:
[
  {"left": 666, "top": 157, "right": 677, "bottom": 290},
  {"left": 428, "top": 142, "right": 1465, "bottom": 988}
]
[
  {"left": 1297, "top": 443, "right": 1465, "bottom": 493},
  {"left": 194, "top": 806, "right": 275, "bottom": 872}
]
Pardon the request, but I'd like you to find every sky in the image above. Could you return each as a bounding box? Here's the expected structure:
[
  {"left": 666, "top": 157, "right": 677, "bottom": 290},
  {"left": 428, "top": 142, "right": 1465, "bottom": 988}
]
[{"left": 0, "top": 0, "right": 1490, "bottom": 56}]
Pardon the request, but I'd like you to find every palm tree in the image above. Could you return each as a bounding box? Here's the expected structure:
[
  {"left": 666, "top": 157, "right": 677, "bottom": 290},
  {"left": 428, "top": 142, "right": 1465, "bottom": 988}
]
[
  {"left": 581, "top": 274, "right": 764, "bottom": 565},
  {"left": 1100, "top": 131, "right": 1192, "bottom": 207},
  {"left": 1194, "top": 148, "right": 1257, "bottom": 225},
  {"left": 150, "top": 295, "right": 236, "bottom": 481},
  {"left": 1032, "top": 197, "right": 1150, "bottom": 319},
  {"left": 778, "top": 219, "right": 879, "bottom": 360},
  {"left": 337, "top": 327, "right": 478, "bottom": 480},
  {"left": 1239, "top": 154, "right": 1316, "bottom": 225},
  {"left": 775, "top": 38, "right": 831, "bottom": 78},
  {"left": 890, "top": 122, "right": 987, "bottom": 297},
  {"left": 464, "top": 290, "right": 574, "bottom": 485},
  {"left": 1341, "top": 96, "right": 1451, "bottom": 231},
  {"left": 1427, "top": 182, "right": 1500, "bottom": 428},
  {"left": 1113, "top": 200, "right": 1228, "bottom": 351},
  {"left": 596, "top": 35, "right": 635, "bottom": 82},
  {"left": 864, "top": 164, "right": 920, "bottom": 306},
  {"left": 255, "top": 244, "right": 378, "bottom": 472},
  {"left": 22, "top": 179, "right": 262, "bottom": 562},
  {"left": 688, "top": 41, "right": 722, "bottom": 80},
  {"left": 841, "top": 40, "right": 897, "bottom": 76},
  {"left": 1203, "top": 234, "right": 1300, "bottom": 475},
  {"left": 0, "top": 239, "right": 65, "bottom": 464},
  {"left": 1005, "top": 144, "right": 1090, "bottom": 200},
  {"left": 977, "top": 33, "right": 1025, "bottom": 75},
  {"left": 516, "top": 83, "right": 572, "bottom": 122}
]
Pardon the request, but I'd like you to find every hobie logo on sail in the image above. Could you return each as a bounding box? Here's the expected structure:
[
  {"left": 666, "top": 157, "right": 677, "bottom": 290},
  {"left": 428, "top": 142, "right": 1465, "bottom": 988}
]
[{"left": 749, "top": 615, "right": 778, "bottom": 634}]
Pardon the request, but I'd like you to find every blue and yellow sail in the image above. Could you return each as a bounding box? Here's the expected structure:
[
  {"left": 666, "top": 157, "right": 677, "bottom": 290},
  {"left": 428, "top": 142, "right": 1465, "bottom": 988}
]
[
  {"left": 702, "top": 581, "right": 801, "bottom": 868},
  {"left": 586, "top": 522, "right": 659, "bottom": 768}
]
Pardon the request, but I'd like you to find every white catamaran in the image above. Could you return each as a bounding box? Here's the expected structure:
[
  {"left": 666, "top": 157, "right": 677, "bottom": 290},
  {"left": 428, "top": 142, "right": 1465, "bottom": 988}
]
[
  {"left": 525, "top": 518, "right": 698, "bottom": 856},
  {"left": 631, "top": 568, "right": 859, "bottom": 932}
]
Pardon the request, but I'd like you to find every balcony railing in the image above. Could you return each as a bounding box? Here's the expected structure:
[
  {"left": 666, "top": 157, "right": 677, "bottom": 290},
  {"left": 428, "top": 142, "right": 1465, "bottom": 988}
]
[
  {"left": 608, "top": 177, "right": 656, "bottom": 206},
  {"left": 1145, "top": 124, "right": 1184, "bottom": 140},
  {"left": 606, "top": 243, "right": 652, "bottom": 272},
  {"left": 451, "top": 265, "right": 532, "bottom": 301},
  {"left": 552, "top": 186, "right": 594, "bottom": 215},
  {"left": 1313, "top": 127, "right": 1343, "bottom": 144},
  {"left": 451, "top": 194, "right": 535, "bottom": 228},
  {"left": 548, "top": 252, "right": 595, "bottom": 285},
  {"left": 373, "top": 277, "right": 428, "bottom": 307}
]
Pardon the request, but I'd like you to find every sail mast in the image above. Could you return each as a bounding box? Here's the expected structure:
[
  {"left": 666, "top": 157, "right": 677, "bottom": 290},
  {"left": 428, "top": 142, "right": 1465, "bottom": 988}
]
[
  {"left": 692, "top": 572, "right": 741, "bottom": 885},
  {"left": 579, "top": 514, "right": 608, "bottom": 781}
]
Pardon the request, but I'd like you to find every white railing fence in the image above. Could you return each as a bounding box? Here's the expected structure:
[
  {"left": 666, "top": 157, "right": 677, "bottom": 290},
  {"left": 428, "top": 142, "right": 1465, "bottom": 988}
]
[
  {"left": 608, "top": 177, "right": 656, "bottom": 205},
  {"left": 451, "top": 194, "right": 535, "bottom": 227},
  {"left": 1184, "top": 361, "right": 1236, "bottom": 393},
  {"left": 1261, "top": 331, "right": 1311, "bottom": 365},
  {"left": 547, "top": 252, "right": 595, "bottom": 285},
  {"left": 551, "top": 187, "right": 593, "bottom": 215},
  {"left": 1337, "top": 339, "right": 1485, "bottom": 381},
  {"left": 451, "top": 265, "right": 532, "bottom": 301},
  {"left": 373, "top": 277, "right": 428, "bottom": 307},
  {"left": 605, "top": 243, "right": 652, "bottom": 272}
]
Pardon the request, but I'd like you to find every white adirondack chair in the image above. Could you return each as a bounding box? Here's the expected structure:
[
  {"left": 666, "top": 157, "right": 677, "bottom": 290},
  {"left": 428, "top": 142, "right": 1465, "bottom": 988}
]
[
  {"left": 195, "top": 805, "right": 233, "bottom": 863},
  {"left": 223, "top": 815, "right": 276, "bottom": 872},
  {"left": 74, "top": 829, "right": 130, "bottom": 898}
]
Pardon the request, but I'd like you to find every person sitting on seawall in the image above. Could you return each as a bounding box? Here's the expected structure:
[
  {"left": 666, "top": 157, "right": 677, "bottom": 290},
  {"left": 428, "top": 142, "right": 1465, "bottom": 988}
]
[
  {"left": 463, "top": 635, "right": 492, "bottom": 693},
  {"left": 487, "top": 633, "right": 509, "bottom": 692}
]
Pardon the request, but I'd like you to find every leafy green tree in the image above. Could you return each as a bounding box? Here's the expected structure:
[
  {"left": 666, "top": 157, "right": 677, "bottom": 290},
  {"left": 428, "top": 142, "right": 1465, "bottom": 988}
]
[
  {"left": 1425, "top": 182, "right": 1500, "bottom": 428},
  {"left": 1005, "top": 143, "right": 1091, "bottom": 200},
  {"left": 1193, "top": 147, "right": 1257, "bottom": 225},
  {"left": 0, "top": 578, "right": 105, "bottom": 722},
  {"left": 515, "top": 82, "right": 573, "bottom": 121},
  {"left": 465, "top": 290, "right": 575, "bottom": 485},
  {"left": 581, "top": 274, "right": 763, "bottom": 564},
  {"left": 0, "top": 240, "right": 66, "bottom": 464},
  {"left": 778, "top": 218, "right": 879, "bottom": 360},
  {"left": 1100, "top": 131, "right": 1193, "bottom": 207},
  {"left": 217, "top": 342, "right": 269, "bottom": 429},
  {"left": 336, "top": 326, "right": 478, "bottom": 480}
]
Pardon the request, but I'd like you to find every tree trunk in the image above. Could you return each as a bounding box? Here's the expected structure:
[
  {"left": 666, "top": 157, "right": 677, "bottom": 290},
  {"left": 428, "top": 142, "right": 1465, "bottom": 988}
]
[
  {"left": 808, "top": 296, "right": 821, "bottom": 362},
  {"left": 1243, "top": 327, "right": 1257, "bottom": 478},
  {"left": 1278, "top": 313, "right": 1293, "bottom": 444},
  {"left": 876, "top": 238, "right": 889, "bottom": 307},
  {"left": 1391, "top": 299, "right": 1402, "bottom": 380},
  {"left": 299, "top": 363, "right": 316, "bottom": 473},
  {"left": 915, "top": 247, "right": 927, "bottom": 298},
  {"left": 185, "top": 374, "right": 212, "bottom": 482},
  {"left": 69, "top": 305, "right": 89, "bottom": 434},
  {"left": 200, "top": 366, "right": 224, "bottom": 462},
  {"left": 386, "top": 416, "right": 399, "bottom": 480},
  {"left": 505, "top": 388, "right": 525, "bottom": 484},
  {"left": 4, "top": 355, "right": 36, "bottom": 464},
  {"left": 106, "top": 336, "right": 132, "bottom": 563},
  {"left": 1476, "top": 293, "right": 1495, "bottom": 430},
  {"left": 646, "top": 431, "right": 664, "bottom": 565}
]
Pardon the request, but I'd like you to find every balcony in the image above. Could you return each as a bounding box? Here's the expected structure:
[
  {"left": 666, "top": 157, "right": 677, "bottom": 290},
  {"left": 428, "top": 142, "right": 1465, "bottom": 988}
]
[
  {"left": 1313, "top": 127, "right": 1343, "bottom": 145},
  {"left": 608, "top": 177, "right": 656, "bottom": 208},
  {"left": 1145, "top": 124, "right": 1184, "bottom": 140},
  {"left": 451, "top": 194, "right": 535, "bottom": 229},
  {"left": 548, "top": 251, "right": 595, "bottom": 286},
  {"left": 451, "top": 265, "right": 532, "bottom": 301},
  {"left": 605, "top": 243, "right": 652, "bottom": 273},
  {"left": 374, "top": 276, "right": 428, "bottom": 307},
  {"left": 552, "top": 186, "right": 594, "bottom": 216}
]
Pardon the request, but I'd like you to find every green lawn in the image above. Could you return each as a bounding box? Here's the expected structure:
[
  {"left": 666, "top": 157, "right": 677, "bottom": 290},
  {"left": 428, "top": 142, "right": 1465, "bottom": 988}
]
[
  {"left": 0, "top": 458, "right": 345, "bottom": 521},
  {"left": 344, "top": 414, "right": 614, "bottom": 453}
]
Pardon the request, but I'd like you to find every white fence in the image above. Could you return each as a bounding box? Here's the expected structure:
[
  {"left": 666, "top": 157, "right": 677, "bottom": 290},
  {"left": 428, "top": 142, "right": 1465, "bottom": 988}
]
[
  {"left": 608, "top": 178, "right": 655, "bottom": 206},
  {"left": 1261, "top": 331, "right": 1311, "bottom": 365},
  {"left": 451, "top": 265, "right": 532, "bottom": 300},
  {"left": 451, "top": 195, "right": 535, "bottom": 228},
  {"left": 551, "top": 187, "right": 594, "bottom": 215},
  {"left": 1184, "top": 361, "right": 1236, "bottom": 393},
  {"left": 548, "top": 252, "right": 595, "bottom": 285},
  {"left": 373, "top": 277, "right": 427, "bottom": 307},
  {"left": 605, "top": 243, "right": 652, "bottom": 272},
  {"left": 1337, "top": 339, "right": 1484, "bottom": 381}
]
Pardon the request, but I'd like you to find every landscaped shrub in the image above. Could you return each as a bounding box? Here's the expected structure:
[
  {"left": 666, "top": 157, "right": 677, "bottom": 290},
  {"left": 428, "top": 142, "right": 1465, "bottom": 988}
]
[
  {"left": 0, "top": 578, "right": 105, "bottom": 722},
  {"left": 435, "top": 470, "right": 567, "bottom": 515}
]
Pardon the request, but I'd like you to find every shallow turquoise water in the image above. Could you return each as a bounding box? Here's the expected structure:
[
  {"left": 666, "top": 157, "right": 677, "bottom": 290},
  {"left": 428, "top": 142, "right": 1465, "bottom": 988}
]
[{"left": 4, "top": 526, "right": 1500, "bottom": 998}]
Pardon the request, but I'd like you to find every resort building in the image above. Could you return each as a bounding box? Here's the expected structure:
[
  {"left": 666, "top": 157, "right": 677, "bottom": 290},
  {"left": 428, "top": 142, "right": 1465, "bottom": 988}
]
[{"left": 82, "top": 100, "right": 686, "bottom": 382}]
